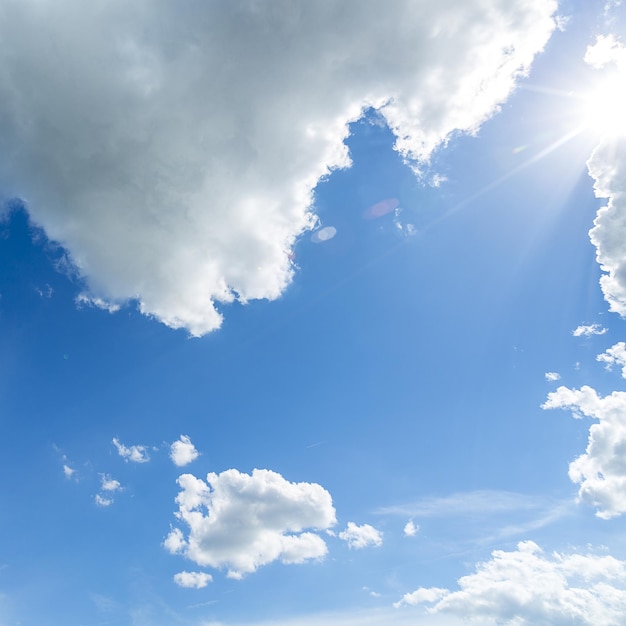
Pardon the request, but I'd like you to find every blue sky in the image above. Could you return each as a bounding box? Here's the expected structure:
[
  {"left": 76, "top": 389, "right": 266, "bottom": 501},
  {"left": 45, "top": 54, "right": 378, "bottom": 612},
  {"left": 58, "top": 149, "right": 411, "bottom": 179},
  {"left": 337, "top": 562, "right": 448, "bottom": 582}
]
[{"left": 2, "top": 1, "right": 626, "bottom": 624}]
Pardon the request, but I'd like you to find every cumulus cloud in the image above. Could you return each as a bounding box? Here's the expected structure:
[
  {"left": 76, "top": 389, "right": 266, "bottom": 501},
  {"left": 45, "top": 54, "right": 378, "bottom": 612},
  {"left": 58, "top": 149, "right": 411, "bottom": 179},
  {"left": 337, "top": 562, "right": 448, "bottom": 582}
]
[
  {"left": 169, "top": 435, "right": 199, "bottom": 467},
  {"left": 585, "top": 38, "right": 626, "bottom": 320},
  {"left": 403, "top": 520, "right": 419, "bottom": 537},
  {"left": 545, "top": 371, "right": 561, "bottom": 381},
  {"left": 572, "top": 323, "right": 607, "bottom": 337},
  {"left": 584, "top": 34, "right": 626, "bottom": 69},
  {"left": 0, "top": 0, "right": 557, "bottom": 335},
  {"left": 173, "top": 571, "right": 212, "bottom": 589},
  {"left": 338, "top": 522, "right": 383, "bottom": 549},
  {"left": 543, "top": 385, "right": 626, "bottom": 518},
  {"left": 588, "top": 139, "right": 626, "bottom": 317},
  {"left": 164, "top": 468, "right": 336, "bottom": 578},
  {"left": 598, "top": 342, "right": 626, "bottom": 378},
  {"left": 395, "top": 540, "right": 626, "bottom": 625},
  {"left": 112, "top": 437, "right": 150, "bottom": 463}
]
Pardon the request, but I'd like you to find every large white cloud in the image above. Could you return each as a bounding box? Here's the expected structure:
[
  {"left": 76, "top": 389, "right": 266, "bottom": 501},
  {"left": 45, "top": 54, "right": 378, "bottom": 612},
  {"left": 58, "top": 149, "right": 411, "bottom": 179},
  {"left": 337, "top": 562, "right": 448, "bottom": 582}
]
[
  {"left": 542, "top": 385, "right": 626, "bottom": 519},
  {"left": 585, "top": 35, "right": 626, "bottom": 318},
  {"left": 164, "top": 468, "right": 336, "bottom": 579},
  {"left": 395, "top": 540, "right": 626, "bottom": 625},
  {"left": 0, "top": 0, "right": 556, "bottom": 335}
]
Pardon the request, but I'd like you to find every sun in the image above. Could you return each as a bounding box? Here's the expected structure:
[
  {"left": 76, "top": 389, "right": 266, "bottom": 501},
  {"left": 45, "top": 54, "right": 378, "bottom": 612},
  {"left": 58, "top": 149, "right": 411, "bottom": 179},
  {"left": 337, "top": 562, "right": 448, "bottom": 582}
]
[{"left": 580, "top": 69, "right": 626, "bottom": 139}]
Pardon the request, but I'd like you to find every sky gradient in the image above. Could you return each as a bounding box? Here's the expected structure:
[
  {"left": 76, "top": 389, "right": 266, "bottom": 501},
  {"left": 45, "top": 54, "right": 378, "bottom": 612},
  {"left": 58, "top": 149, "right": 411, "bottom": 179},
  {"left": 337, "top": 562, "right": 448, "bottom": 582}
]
[{"left": 1, "top": 1, "right": 626, "bottom": 625}]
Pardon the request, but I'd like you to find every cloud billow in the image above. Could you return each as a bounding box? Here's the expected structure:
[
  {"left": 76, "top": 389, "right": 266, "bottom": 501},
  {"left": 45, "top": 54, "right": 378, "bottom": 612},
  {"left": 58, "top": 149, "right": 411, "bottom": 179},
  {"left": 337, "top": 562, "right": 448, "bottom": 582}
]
[
  {"left": 164, "top": 468, "right": 336, "bottom": 579},
  {"left": 396, "top": 541, "right": 626, "bottom": 625},
  {"left": 0, "top": 0, "right": 556, "bottom": 335}
]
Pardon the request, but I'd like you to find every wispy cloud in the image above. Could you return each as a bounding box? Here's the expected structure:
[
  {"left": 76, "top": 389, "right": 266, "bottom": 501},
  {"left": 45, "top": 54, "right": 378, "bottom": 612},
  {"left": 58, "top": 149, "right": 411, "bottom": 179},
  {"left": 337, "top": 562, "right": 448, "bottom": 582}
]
[
  {"left": 377, "top": 490, "right": 551, "bottom": 518},
  {"left": 112, "top": 437, "right": 150, "bottom": 463},
  {"left": 572, "top": 323, "right": 607, "bottom": 337}
]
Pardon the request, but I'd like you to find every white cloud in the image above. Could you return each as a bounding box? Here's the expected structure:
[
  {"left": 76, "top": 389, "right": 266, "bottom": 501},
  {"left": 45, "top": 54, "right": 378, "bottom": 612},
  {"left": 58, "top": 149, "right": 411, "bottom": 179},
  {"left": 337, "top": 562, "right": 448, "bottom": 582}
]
[
  {"left": 95, "top": 494, "right": 113, "bottom": 507},
  {"left": 100, "top": 475, "right": 122, "bottom": 492},
  {"left": 598, "top": 342, "right": 626, "bottom": 378},
  {"left": 0, "top": 0, "right": 557, "bottom": 335},
  {"left": 545, "top": 371, "right": 561, "bottom": 381},
  {"left": 572, "top": 323, "right": 607, "bottom": 337},
  {"left": 173, "top": 571, "right": 212, "bottom": 589},
  {"left": 395, "top": 541, "right": 626, "bottom": 625},
  {"left": 404, "top": 520, "right": 419, "bottom": 537},
  {"left": 584, "top": 34, "right": 626, "bottom": 70},
  {"left": 95, "top": 474, "right": 122, "bottom": 507},
  {"left": 338, "top": 522, "right": 383, "bottom": 549},
  {"left": 112, "top": 437, "right": 150, "bottom": 463},
  {"left": 62, "top": 464, "right": 76, "bottom": 479},
  {"left": 164, "top": 468, "right": 336, "bottom": 578},
  {"left": 543, "top": 385, "right": 626, "bottom": 518},
  {"left": 587, "top": 125, "right": 626, "bottom": 317},
  {"left": 169, "top": 435, "right": 199, "bottom": 467}
]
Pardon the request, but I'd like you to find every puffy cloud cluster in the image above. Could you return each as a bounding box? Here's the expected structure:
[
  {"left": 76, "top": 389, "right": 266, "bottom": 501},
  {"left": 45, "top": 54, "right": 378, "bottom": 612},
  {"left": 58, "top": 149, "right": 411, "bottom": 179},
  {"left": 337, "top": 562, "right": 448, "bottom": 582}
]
[
  {"left": 0, "top": 0, "right": 556, "bottom": 335},
  {"left": 164, "top": 468, "right": 336, "bottom": 579},
  {"left": 395, "top": 540, "right": 626, "bottom": 625},
  {"left": 337, "top": 522, "right": 383, "bottom": 549},
  {"left": 112, "top": 437, "right": 150, "bottom": 463},
  {"left": 543, "top": 385, "right": 626, "bottom": 519},
  {"left": 169, "top": 435, "right": 199, "bottom": 467}
]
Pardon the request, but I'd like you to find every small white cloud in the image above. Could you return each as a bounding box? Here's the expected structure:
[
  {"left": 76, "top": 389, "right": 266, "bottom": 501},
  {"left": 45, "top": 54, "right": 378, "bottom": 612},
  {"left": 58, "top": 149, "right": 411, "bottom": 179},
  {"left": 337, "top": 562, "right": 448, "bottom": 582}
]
[
  {"left": 395, "top": 541, "right": 626, "bottom": 624},
  {"left": 95, "top": 474, "right": 122, "bottom": 507},
  {"left": 598, "top": 342, "right": 626, "bottom": 378},
  {"left": 572, "top": 323, "right": 607, "bottom": 337},
  {"left": 403, "top": 520, "right": 419, "bottom": 537},
  {"left": 338, "top": 522, "right": 383, "bottom": 549},
  {"left": 63, "top": 464, "right": 77, "bottom": 479},
  {"left": 112, "top": 437, "right": 150, "bottom": 463},
  {"left": 169, "top": 435, "right": 199, "bottom": 467},
  {"left": 100, "top": 475, "right": 122, "bottom": 492},
  {"left": 95, "top": 494, "right": 114, "bottom": 507},
  {"left": 164, "top": 468, "right": 336, "bottom": 578},
  {"left": 543, "top": 385, "right": 626, "bottom": 518},
  {"left": 173, "top": 571, "right": 213, "bottom": 589},
  {"left": 545, "top": 371, "right": 561, "bottom": 381},
  {"left": 362, "top": 587, "right": 381, "bottom": 598}
]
